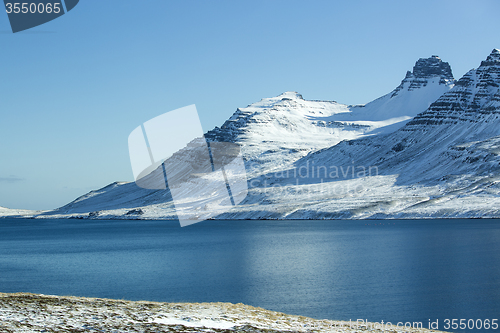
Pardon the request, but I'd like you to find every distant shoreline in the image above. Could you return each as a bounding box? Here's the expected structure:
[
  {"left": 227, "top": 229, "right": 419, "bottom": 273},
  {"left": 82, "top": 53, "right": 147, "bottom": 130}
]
[{"left": 1, "top": 214, "right": 499, "bottom": 221}]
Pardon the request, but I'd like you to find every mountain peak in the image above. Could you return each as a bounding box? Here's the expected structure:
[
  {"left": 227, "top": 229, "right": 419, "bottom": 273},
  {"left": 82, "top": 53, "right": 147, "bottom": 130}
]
[
  {"left": 277, "top": 91, "right": 303, "bottom": 100},
  {"left": 481, "top": 48, "right": 500, "bottom": 66},
  {"left": 412, "top": 55, "right": 453, "bottom": 79},
  {"left": 489, "top": 48, "right": 500, "bottom": 58},
  {"left": 392, "top": 55, "right": 454, "bottom": 98}
]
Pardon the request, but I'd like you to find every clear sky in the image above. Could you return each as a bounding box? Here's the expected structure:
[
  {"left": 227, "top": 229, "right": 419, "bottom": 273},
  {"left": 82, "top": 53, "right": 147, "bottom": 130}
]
[{"left": 1, "top": 0, "right": 499, "bottom": 210}]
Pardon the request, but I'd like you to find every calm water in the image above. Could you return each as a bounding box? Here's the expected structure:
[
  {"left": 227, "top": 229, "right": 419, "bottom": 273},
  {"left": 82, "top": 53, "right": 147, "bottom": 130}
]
[{"left": 0, "top": 218, "right": 499, "bottom": 332}]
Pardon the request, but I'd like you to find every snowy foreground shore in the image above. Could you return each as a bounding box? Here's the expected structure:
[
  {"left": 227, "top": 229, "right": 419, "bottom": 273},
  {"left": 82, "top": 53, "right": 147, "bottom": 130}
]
[{"left": 0, "top": 293, "right": 448, "bottom": 333}]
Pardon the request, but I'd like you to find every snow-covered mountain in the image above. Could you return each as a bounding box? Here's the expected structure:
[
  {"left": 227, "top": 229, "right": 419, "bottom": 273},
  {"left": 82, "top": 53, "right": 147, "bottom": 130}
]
[
  {"left": 206, "top": 55, "right": 454, "bottom": 176},
  {"left": 16, "top": 51, "right": 500, "bottom": 220},
  {"left": 220, "top": 49, "right": 500, "bottom": 219}
]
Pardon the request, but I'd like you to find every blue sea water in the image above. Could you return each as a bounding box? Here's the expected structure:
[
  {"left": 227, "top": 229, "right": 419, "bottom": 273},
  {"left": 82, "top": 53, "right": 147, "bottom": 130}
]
[{"left": 0, "top": 218, "right": 499, "bottom": 332}]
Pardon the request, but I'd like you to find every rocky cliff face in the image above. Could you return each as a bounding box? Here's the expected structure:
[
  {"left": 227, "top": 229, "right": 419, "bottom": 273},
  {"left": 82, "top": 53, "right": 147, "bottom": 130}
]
[
  {"left": 392, "top": 55, "right": 454, "bottom": 96},
  {"left": 413, "top": 55, "right": 453, "bottom": 78}
]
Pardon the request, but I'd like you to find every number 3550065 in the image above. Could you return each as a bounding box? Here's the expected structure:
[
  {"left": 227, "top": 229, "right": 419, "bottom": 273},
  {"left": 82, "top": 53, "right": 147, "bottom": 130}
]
[{"left": 5, "top": 3, "right": 61, "bottom": 14}]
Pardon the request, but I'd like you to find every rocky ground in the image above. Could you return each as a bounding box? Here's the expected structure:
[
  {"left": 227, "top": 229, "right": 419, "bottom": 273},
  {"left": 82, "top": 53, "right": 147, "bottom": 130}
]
[{"left": 0, "top": 293, "right": 449, "bottom": 333}]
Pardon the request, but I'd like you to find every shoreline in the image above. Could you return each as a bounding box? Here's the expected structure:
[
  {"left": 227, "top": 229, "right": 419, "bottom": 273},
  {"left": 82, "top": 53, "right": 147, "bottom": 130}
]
[
  {"left": 0, "top": 292, "right": 449, "bottom": 333},
  {"left": 1, "top": 214, "right": 499, "bottom": 220}
]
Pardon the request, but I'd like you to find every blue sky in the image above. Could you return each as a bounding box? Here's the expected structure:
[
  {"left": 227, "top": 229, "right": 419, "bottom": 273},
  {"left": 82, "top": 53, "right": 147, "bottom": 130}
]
[{"left": 1, "top": 0, "right": 499, "bottom": 210}]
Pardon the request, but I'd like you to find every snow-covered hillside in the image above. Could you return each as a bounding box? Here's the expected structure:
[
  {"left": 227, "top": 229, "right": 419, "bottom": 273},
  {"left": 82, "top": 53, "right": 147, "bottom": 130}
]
[
  {"left": 13, "top": 51, "right": 500, "bottom": 221},
  {"left": 0, "top": 206, "right": 39, "bottom": 217}
]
